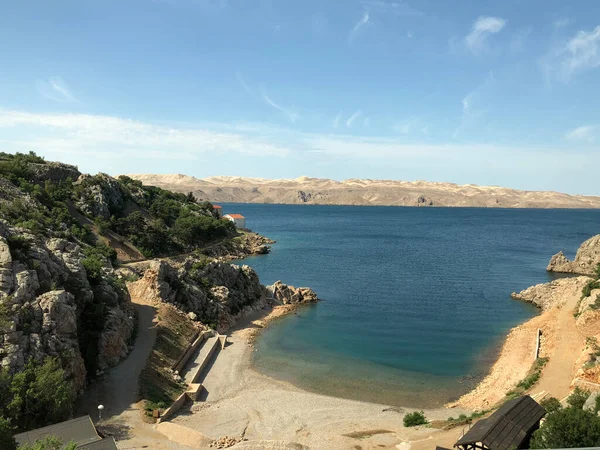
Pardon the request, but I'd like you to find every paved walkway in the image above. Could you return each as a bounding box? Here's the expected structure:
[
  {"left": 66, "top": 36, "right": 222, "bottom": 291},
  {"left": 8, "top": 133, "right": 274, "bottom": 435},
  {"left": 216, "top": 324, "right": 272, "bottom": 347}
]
[{"left": 76, "top": 301, "right": 158, "bottom": 421}]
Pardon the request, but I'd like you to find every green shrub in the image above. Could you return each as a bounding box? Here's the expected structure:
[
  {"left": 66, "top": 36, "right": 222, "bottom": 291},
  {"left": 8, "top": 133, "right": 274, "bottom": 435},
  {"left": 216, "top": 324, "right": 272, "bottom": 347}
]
[
  {"left": 541, "top": 397, "right": 563, "bottom": 414},
  {"left": 0, "top": 416, "right": 16, "bottom": 450},
  {"left": 82, "top": 253, "right": 105, "bottom": 285},
  {"left": 507, "top": 357, "right": 548, "bottom": 399},
  {"left": 403, "top": 411, "right": 427, "bottom": 427},
  {"left": 0, "top": 358, "right": 75, "bottom": 432},
  {"left": 582, "top": 280, "right": 600, "bottom": 299},
  {"left": 530, "top": 406, "right": 600, "bottom": 448},
  {"left": 567, "top": 387, "right": 590, "bottom": 410}
]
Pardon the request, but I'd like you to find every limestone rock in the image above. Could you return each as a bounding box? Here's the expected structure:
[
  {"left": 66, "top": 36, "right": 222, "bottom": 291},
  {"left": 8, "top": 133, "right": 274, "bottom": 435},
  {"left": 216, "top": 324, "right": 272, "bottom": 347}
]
[
  {"left": 29, "top": 162, "right": 81, "bottom": 184},
  {"left": 266, "top": 281, "right": 320, "bottom": 305},
  {"left": 511, "top": 276, "right": 592, "bottom": 311},
  {"left": 203, "top": 231, "right": 275, "bottom": 260},
  {"left": 547, "top": 235, "right": 600, "bottom": 276},
  {"left": 0, "top": 222, "right": 134, "bottom": 386},
  {"left": 74, "top": 173, "right": 124, "bottom": 220}
]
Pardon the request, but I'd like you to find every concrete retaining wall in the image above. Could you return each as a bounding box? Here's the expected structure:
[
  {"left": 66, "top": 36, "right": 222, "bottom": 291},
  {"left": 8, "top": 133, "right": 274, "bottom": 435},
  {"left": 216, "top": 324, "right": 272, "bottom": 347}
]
[
  {"left": 172, "top": 330, "right": 212, "bottom": 373},
  {"left": 157, "top": 392, "right": 188, "bottom": 423},
  {"left": 190, "top": 337, "right": 220, "bottom": 384},
  {"left": 157, "top": 333, "right": 224, "bottom": 423}
]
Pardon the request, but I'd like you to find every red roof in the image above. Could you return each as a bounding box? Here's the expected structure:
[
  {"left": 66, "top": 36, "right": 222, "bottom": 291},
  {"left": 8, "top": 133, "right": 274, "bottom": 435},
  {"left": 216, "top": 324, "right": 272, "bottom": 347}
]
[
  {"left": 226, "top": 214, "right": 245, "bottom": 219},
  {"left": 212, "top": 205, "right": 222, "bottom": 209}
]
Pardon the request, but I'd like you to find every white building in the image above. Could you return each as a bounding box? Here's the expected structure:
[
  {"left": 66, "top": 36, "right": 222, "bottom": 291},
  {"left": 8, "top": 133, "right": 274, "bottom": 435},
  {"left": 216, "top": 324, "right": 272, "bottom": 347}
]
[{"left": 224, "top": 213, "right": 246, "bottom": 228}]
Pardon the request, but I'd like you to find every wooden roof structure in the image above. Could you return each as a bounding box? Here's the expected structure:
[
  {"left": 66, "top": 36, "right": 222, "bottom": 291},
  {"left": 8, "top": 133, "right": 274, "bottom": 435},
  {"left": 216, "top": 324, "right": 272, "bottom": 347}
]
[
  {"left": 454, "top": 396, "right": 546, "bottom": 450},
  {"left": 14, "top": 416, "right": 118, "bottom": 450}
]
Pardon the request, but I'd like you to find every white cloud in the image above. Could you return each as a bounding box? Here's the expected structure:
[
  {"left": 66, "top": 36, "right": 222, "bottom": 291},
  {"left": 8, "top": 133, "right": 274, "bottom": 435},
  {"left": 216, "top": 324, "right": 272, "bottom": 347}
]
[
  {"left": 236, "top": 72, "right": 255, "bottom": 96},
  {"left": 561, "top": 26, "right": 600, "bottom": 81},
  {"left": 1, "top": 107, "right": 597, "bottom": 193},
  {"left": 261, "top": 92, "right": 299, "bottom": 123},
  {"left": 0, "top": 109, "right": 290, "bottom": 159},
  {"left": 333, "top": 112, "right": 342, "bottom": 128},
  {"left": 465, "top": 16, "right": 506, "bottom": 55},
  {"left": 36, "top": 77, "right": 79, "bottom": 102},
  {"left": 346, "top": 110, "right": 362, "bottom": 128},
  {"left": 454, "top": 72, "right": 495, "bottom": 138},
  {"left": 565, "top": 125, "right": 597, "bottom": 142},
  {"left": 542, "top": 25, "right": 600, "bottom": 83},
  {"left": 348, "top": 12, "right": 370, "bottom": 43}
]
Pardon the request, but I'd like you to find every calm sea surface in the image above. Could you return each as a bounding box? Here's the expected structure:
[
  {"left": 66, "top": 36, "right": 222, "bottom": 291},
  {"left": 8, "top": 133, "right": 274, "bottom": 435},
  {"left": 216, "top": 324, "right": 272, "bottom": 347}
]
[{"left": 223, "top": 204, "right": 600, "bottom": 408}]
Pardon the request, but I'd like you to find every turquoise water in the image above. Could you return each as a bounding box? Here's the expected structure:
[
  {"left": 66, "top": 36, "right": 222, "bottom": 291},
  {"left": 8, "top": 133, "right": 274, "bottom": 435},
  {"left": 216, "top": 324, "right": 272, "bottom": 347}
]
[{"left": 223, "top": 204, "right": 600, "bottom": 408}]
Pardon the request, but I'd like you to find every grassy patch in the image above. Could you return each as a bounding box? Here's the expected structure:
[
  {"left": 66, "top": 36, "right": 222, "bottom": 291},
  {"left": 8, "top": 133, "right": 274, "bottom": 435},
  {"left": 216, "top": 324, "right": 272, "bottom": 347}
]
[
  {"left": 506, "top": 357, "right": 549, "bottom": 399},
  {"left": 138, "top": 304, "right": 200, "bottom": 419}
]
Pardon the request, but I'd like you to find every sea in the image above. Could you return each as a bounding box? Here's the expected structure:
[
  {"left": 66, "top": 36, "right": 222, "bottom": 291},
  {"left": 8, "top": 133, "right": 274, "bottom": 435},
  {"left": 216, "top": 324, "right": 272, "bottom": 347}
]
[{"left": 222, "top": 204, "right": 600, "bottom": 408}]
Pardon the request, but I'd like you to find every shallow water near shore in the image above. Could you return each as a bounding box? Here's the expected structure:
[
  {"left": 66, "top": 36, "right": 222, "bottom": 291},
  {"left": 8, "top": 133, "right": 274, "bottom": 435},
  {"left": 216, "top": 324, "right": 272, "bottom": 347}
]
[{"left": 224, "top": 204, "right": 600, "bottom": 408}]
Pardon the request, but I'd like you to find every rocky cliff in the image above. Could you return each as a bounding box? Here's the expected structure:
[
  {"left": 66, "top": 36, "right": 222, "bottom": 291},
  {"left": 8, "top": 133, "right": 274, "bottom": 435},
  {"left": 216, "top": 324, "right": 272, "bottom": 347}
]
[
  {"left": 0, "top": 221, "right": 133, "bottom": 391},
  {"left": 124, "top": 257, "right": 319, "bottom": 333},
  {"left": 547, "top": 235, "right": 600, "bottom": 276},
  {"left": 123, "top": 174, "right": 600, "bottom": 209}
]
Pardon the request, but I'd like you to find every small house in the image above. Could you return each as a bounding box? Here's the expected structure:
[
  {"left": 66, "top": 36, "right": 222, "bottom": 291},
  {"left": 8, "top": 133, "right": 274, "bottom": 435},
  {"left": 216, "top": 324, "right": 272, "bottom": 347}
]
[
  {"left": 454, "top": 395, "right": 545, "bottom": 450},
  {"left": 224, "top": 213, "right": 246, "bottom": 228},
  {"left": 212, "top": 204, "right": 223, "bottom": 217},
  {"left": 13, "top": 415, "right": 118, "bottom": 449}
]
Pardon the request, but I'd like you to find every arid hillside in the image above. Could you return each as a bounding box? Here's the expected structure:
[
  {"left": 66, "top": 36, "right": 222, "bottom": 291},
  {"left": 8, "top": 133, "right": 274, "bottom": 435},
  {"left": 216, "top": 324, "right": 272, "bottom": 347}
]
[{"left": 123, "top": 174, "right": 600, "bottom": 209}]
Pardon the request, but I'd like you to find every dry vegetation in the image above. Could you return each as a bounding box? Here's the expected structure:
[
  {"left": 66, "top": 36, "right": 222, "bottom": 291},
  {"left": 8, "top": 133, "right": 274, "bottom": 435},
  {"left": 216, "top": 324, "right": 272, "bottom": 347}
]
[{"left": 139, "top": 304, "right": 201, "bottom": 416}]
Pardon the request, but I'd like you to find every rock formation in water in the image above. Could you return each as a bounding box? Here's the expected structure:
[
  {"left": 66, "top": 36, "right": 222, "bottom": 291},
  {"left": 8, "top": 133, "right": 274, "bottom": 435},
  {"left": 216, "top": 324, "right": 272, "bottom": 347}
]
[
  {"left": 511, "top": 276, "right": 592, "bottom": 311},
  {"left": 122, "top": 173, "right": 600, "bottom": 209},
  {"left": 266, "top": 280, "right": 320, "bottom": 305},
  {"left": 547, "top": 235, "right": 600, "bottom": 276}
]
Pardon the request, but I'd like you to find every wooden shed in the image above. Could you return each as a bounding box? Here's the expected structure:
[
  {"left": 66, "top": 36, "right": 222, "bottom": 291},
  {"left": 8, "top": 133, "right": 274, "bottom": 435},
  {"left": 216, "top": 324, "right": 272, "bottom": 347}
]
[{"left": 454, "top": 395, "right": 546, "bottom": 450}]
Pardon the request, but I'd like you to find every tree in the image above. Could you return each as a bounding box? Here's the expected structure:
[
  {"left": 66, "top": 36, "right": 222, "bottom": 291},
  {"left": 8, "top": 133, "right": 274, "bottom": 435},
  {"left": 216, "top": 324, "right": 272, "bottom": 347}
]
[
  {"left": 530, "top": 407, "right": 600, "bottom": 448},
  {"left": 0, "top": 417, "right": 16, "bottom": 450},
  {"left": 1, "top": 358, "right": 74, "bottom": 431},
  {"left": 566, "top": 386, "right": 590, "bottom": 410},
  {"left": 17, "top": 436, "right": 76, "bottom": 450},
  {"left": 540, "top": 397, "right": 563, "bottom": 414}
]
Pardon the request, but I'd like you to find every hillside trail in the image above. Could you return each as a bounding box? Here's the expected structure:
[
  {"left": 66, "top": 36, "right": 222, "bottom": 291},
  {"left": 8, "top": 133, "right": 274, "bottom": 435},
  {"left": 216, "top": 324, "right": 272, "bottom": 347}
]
[
  {"left": 77, "top": 290, "right": 195, "bottom": 449},
  {"left": 532, "top": 281, "right": 587, "bottom": 401}
]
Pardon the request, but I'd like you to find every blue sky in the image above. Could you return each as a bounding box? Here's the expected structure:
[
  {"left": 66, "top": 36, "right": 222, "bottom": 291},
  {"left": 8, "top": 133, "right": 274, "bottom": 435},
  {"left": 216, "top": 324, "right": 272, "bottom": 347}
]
[{"left": 0, "top": 0, "right": 599, "bottom": 194}]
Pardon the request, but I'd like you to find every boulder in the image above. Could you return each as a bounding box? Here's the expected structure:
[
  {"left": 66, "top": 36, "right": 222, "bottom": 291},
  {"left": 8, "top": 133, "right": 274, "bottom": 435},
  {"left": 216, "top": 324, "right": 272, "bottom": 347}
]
[
  {"left": 266, "top": 281, "right": 320, "bottom": 305},
  {"left": 547, "top": 235, "right": 600, "bottom": 276}
]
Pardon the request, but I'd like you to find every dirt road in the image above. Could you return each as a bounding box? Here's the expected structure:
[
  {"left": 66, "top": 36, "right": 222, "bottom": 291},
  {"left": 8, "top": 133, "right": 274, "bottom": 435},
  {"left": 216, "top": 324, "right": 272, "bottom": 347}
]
[{"left": 533, "top": 281, "right": 587, "bottom": 400}]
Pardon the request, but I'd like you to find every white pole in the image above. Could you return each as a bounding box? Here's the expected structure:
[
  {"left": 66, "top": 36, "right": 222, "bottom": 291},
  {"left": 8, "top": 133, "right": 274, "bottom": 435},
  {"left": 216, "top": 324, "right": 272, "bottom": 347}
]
[{"left": 98, "top": 404, "right": 104, "bottom": 421}]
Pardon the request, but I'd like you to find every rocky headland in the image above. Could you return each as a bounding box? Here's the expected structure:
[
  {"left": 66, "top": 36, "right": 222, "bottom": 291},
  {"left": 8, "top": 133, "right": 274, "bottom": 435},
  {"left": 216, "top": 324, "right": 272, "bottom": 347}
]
[
  {"left": 123, "top": 173, "right": 600, "bottom": 209},
  {"left": 0, "top": 152, "right": 320, "bottom": 443},
  {"left": 454, "top": 234, "right": 600, "bottom": 411},
  {"left": 547, "top": 234, "right": 600, "bottom": 276}
]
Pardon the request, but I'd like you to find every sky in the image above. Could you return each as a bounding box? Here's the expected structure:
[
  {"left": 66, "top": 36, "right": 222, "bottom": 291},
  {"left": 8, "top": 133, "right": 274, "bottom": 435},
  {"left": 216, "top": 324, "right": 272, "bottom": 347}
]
[{"left": 0, "top": 0, "right": 599, "bottom": 195}]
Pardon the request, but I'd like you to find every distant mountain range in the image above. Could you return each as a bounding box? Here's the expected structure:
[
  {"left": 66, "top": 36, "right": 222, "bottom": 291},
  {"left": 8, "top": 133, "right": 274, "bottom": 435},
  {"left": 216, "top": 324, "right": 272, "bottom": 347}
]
[{"left": 122, "top": 174, "right": 600, "bottom": 209}]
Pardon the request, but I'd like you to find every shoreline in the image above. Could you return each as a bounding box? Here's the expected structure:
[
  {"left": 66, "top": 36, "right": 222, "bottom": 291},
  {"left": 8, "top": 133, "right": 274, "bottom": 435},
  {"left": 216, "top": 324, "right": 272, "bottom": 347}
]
[
  {"left": 449, "top": 276, "right": 592, "bottom": 411},
  {"left": 165, "top": 304, "right": 472, "bottom": 450}
]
